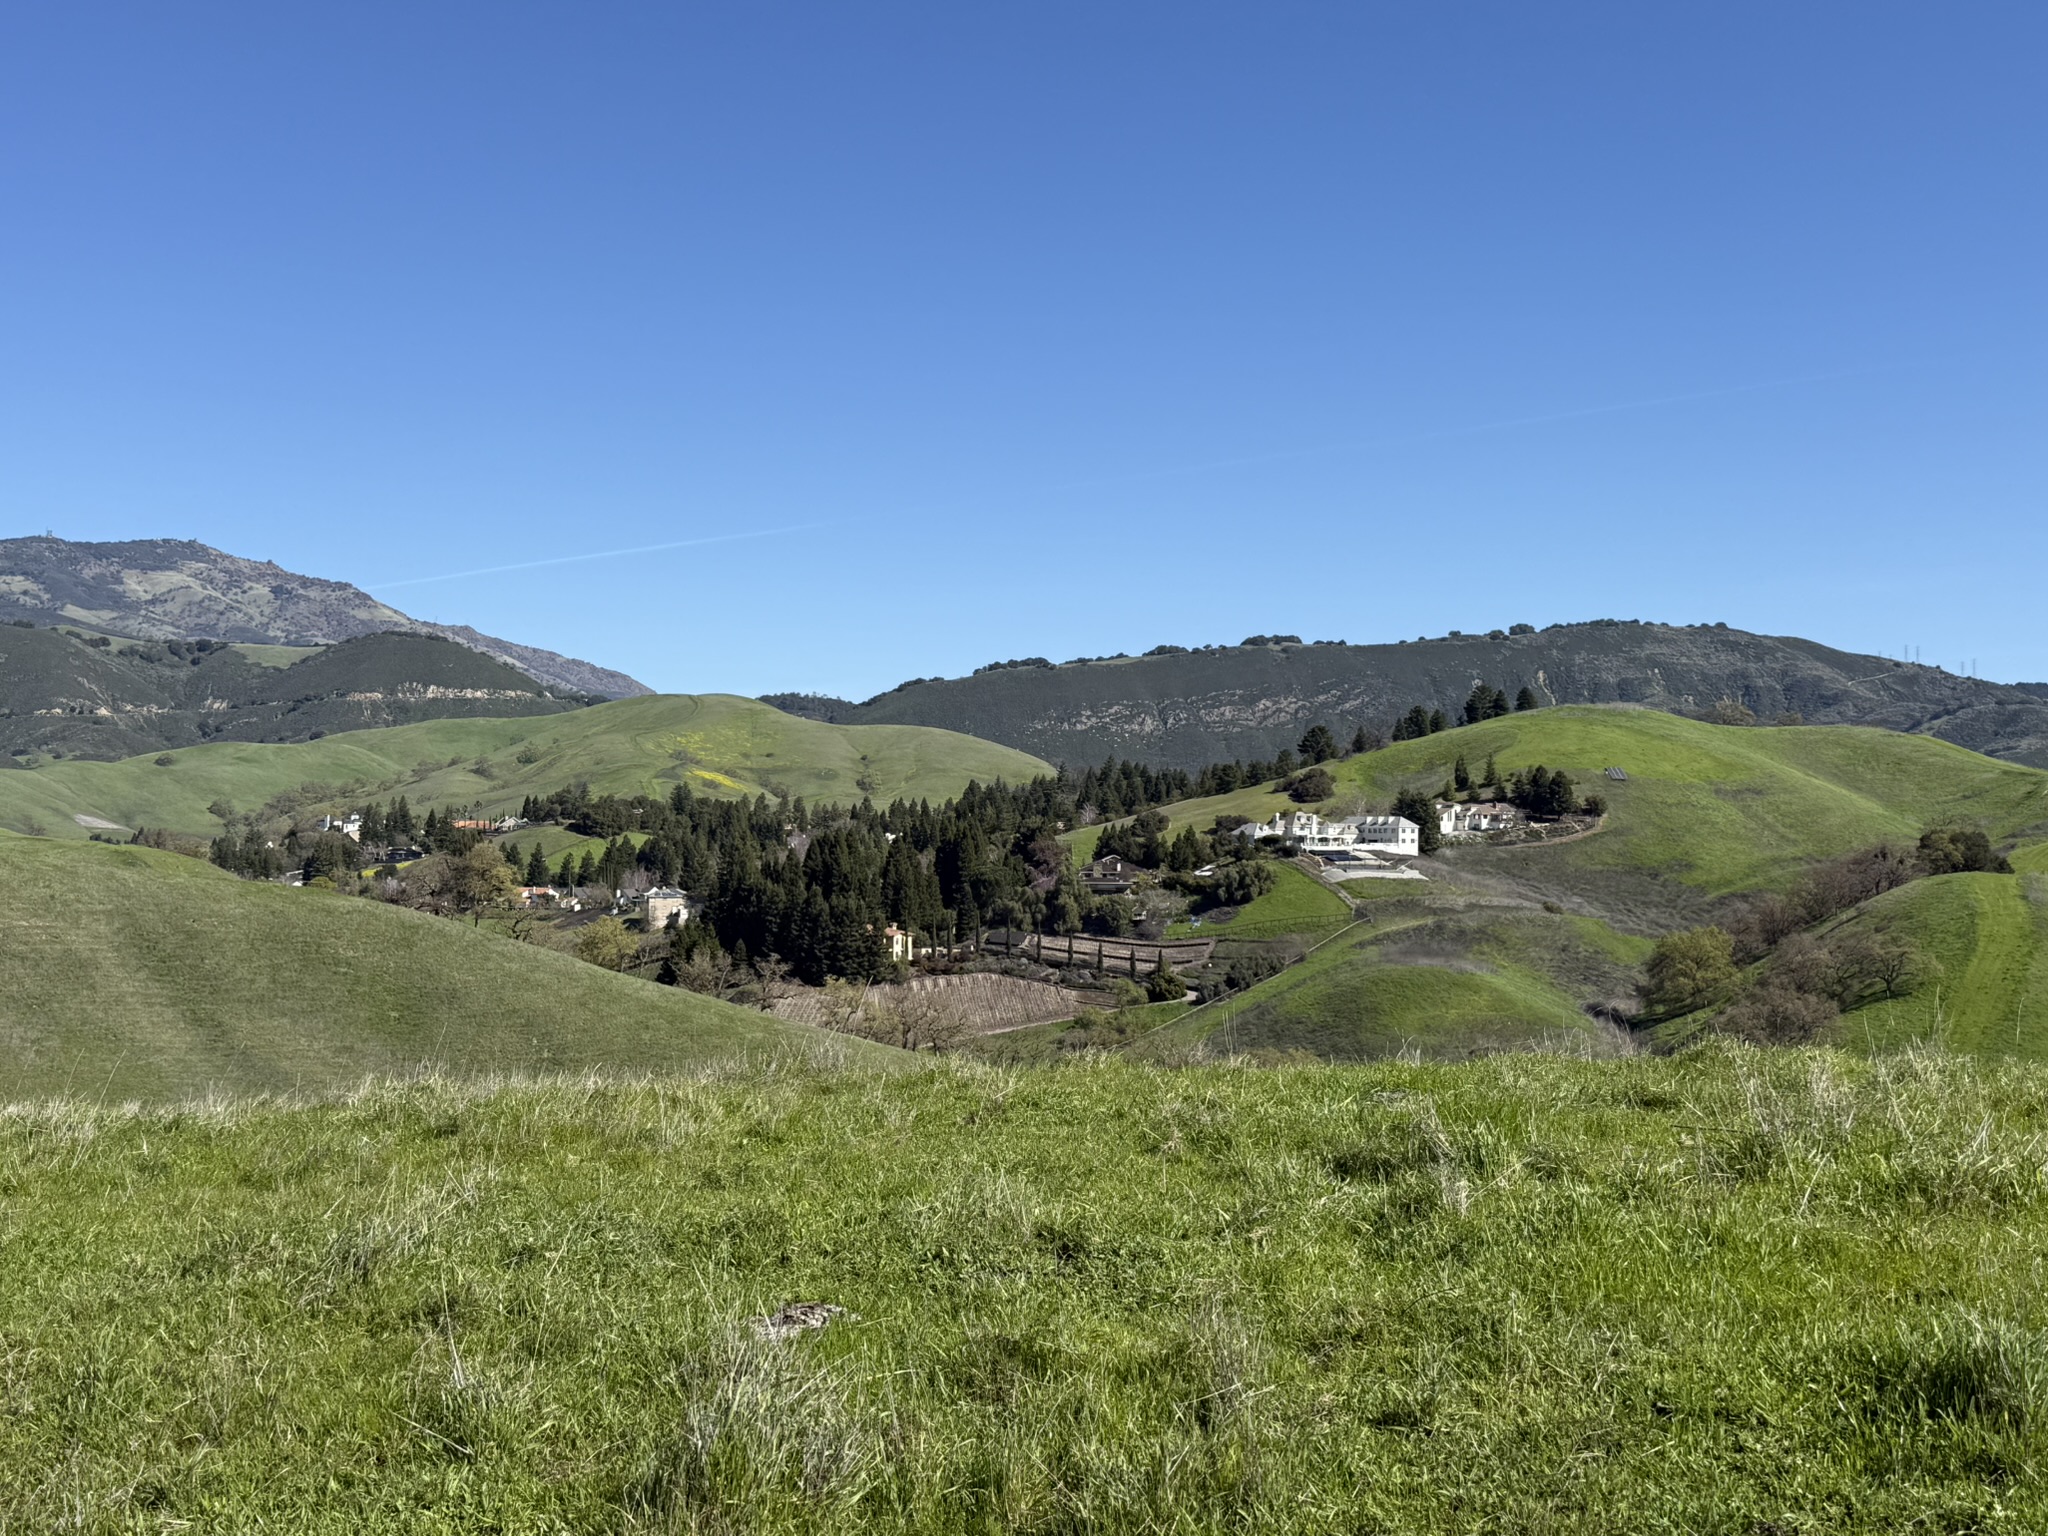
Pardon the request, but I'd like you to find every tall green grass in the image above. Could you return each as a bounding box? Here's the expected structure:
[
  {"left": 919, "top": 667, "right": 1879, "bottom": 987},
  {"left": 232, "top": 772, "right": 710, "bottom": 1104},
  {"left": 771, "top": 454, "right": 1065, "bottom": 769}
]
[{"left": 4, "top": 1047, "right": 2047, "bottom": 1530}]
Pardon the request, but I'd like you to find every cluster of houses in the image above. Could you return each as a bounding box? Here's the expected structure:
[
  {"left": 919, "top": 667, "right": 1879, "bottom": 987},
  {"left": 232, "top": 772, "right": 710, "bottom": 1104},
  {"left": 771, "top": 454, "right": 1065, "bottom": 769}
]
[
  {"left": 1075, "top": 799, "right": 1531, "bottom": 894},
  {"left": 314, "top": 812, "right": 527, "bottom": 846},
  {"left": 1235, "top": 810, "right": 1422, "bottom": 856},
  {"left": 509, "top": 882, "right": 696, "bottom": 921},
  {"left": 1231, "top": 811, "right": 1426, "bottom": 880},
  {"left": 1238, "top": 800, "right": 1523, "bottom": 848}
]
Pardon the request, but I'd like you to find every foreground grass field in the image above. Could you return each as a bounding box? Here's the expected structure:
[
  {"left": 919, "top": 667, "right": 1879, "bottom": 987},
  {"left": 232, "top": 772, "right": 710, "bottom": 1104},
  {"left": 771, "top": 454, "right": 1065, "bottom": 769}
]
[
  {"left": 0, "top": 834, "right": 877, "bottom": 1100},
  {"left": 0, "top": 693, "right": 1050, "bottom": 842},
  {"left": 4, "top": 1048, "right": 2046, "bottom": 1531}
]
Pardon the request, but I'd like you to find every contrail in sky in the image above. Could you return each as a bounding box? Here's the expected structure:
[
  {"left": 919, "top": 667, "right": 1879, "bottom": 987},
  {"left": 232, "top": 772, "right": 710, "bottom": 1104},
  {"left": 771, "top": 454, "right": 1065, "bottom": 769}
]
[
  {"left": 377, "top": 524, "right": 822, "bottom": 589},
  {"left": 1051, "top": 361, "right": 1912, "bottom": 492}
]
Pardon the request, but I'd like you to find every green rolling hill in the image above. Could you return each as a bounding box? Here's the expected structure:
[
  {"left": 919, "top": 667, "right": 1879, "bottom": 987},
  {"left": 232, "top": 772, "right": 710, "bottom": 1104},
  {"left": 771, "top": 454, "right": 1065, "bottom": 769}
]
[
  {"left": 1135, "top": 902, "right": 1646, "bottom": 1063},
  {"left": 1090, "top": 708, "right": 2048, "bottom": 1062},
  {"left": 0, "top": 693, "right": 1052, "bottom": 841},
  {"left": 1140, "top": 706, "right": 2048, "bottom": 909},
  {"left": 0, "top": 833, "right": 887, "bottom": 1101},
  {"left": 1796, "top": 872, "right": 2048, "bottom": 1060}
]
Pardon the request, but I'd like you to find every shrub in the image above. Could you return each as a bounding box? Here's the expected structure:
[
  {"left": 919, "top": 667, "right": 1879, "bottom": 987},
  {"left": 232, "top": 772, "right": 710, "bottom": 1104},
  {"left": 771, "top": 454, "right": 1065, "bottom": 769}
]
[
  {"left": 1283, "top": 768, "right": 1334, "bottom": 804},
  {"left": 575, "top": 917, "right": 638, "bottom": 971},
  {"left": 1919, "top": 826, "right": 2011, "bottom": 876},
  {"left": 1719, "top": 981, "right": 1839, "bottom": 1045},
  {"left": 1643, "top": 927, "right": 1736, "bottom": 1012},
  {"left": 1143, "top": 961, "right": 1185, "bottom": 1003},
  {"left": 1710, "top": 697, "right": 1757, "bottom": 727}
]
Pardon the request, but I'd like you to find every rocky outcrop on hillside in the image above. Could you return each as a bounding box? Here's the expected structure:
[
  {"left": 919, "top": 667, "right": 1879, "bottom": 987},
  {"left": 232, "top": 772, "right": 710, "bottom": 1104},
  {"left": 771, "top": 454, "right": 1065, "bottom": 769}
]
[
  {"left": 834, "top": 623, "right": 2048, "bottom": 771},
  {"left": 0, "top": 536, "right": 650, "bottom": 697}
]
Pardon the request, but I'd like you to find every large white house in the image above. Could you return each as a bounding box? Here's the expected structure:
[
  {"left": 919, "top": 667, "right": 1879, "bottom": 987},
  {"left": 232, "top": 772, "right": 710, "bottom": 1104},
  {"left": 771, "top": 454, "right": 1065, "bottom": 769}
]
[
  {"left": 1341, "top": 815, "right": 1421, "bottom": 858},
  {"left": 1235, "top": 810, "right": 1356, "bottom": 850},
  {"left": 1236, "top": 811, "right": 1421, "bottom": 858}
]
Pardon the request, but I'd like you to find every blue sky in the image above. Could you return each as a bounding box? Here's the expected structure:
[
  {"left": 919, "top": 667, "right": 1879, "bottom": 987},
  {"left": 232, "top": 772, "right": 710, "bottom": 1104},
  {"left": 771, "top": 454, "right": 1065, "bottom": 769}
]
[{"left": 3, "top": 4, "right": 2042, "bottom": 695}]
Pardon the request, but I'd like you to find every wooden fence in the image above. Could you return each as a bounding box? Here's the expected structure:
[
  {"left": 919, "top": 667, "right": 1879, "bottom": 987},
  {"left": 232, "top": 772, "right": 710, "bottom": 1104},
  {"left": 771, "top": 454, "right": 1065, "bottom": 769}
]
[{"left": 982, "top": 929, "right": 1214, "bottom": 974}]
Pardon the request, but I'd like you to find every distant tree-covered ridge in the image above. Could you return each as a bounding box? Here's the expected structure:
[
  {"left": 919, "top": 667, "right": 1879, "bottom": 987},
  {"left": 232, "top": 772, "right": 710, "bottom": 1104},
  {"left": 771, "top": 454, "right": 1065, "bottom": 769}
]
[
  {"left": 825, "top": 621, "right": 2048, "bottom": 773},
  {"left": 0, "top": 625, "right": 596, "bottom": 762}
]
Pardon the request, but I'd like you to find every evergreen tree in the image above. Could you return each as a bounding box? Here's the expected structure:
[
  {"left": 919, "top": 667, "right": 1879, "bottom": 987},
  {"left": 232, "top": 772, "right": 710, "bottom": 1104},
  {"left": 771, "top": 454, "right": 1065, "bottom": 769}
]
[
  {"left": 1515, "top": 686, "right": 1539, "bottom": 712},
  {"left": 555, "top": 852, "right": 577, "bottom": 888},
  {"left": 1296, "top": 724, "right": 1338, "bottom": 764},
  {"left": 1427, "top": 709, "right": 1447, "bottom": 734},
  {"left": 1463, "top": 682, "right": 1494, "bottom": 726},
  {"left": 1392, "top": 705, "right": 1432, "bottom": 742},
  {"left": 1165, "top": 825, "right": 1207, "bottom": 872},
  {"left": 1453, "top": 755, "right": 1471, "bottom": 793},
  {"left": 574, "top": 850, "right": 597, "bottom": 887},
  {"left": 527, "top": 844, "right": 551, "bottom": 886}
]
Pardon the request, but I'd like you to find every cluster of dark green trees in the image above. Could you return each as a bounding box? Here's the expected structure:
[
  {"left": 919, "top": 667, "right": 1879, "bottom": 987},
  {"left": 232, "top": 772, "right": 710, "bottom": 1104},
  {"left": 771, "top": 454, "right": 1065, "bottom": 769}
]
[
  {"left": 1505, "top": 764, "right": 1581, "bottom": 818},
  {"left": 1390, "top": 682, "right": 1540, "bottom": 742},
  {"left": 507, "top": 760, "right": 1243, "bottom": 984}
]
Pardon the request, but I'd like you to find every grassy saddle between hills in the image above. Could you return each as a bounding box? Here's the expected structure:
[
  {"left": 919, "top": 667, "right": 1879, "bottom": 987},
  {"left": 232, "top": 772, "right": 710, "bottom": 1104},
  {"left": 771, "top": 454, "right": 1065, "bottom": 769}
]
[
  {"left": 0, "top": 834, "right": 880, "bottom": 1101},
  {"left": 2, "top": 1048, "right": 2047, "bottom": 1531}
]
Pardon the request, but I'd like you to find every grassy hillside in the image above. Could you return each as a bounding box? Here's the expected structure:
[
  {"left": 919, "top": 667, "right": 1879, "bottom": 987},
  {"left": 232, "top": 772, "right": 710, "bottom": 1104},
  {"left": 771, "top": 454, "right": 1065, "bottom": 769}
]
[
  {"left": 0, "top": 834, "right": 882, "bottom": 1101},
  {"left": 1794, "top": 872, "right": 2048, "bottom": 1060},
  {"left": 1167, "top": 861, "right": 1353, "bottom": 941},
  {"left": 1082, "top": 711, "right": 2047, "bottom": 1062},
  {"left": 5, "top": 1049, "right": 2047, "bottom": 1530},
  {"left": 1140, "top": 901, "right": 1645, "bottom": 1061},
  {"left": 0, "top": 693, "right": 1051, "bottom": 841},
  {"left": 1148, "top": 707, "right": 2048, "bottom": 905}
]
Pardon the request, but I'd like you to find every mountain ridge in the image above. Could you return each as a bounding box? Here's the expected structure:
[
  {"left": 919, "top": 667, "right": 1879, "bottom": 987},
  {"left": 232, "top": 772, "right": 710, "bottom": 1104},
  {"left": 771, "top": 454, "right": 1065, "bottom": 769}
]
[
  {"left": 802, "top": 622, "right": 2048, "bottom": 772},
  {"left": 0, "top": 627, "right": 593, "bottom": 761},
  {"left": 0, "top": 535, "right": 650, "bottom": 698}
]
